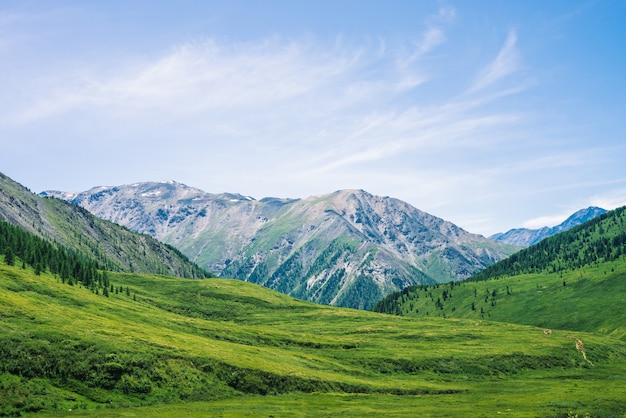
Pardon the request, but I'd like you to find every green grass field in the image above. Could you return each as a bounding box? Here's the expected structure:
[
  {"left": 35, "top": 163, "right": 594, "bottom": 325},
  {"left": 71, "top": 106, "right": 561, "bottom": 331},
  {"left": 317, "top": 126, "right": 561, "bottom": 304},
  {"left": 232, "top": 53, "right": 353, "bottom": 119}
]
[
  {"left": 374, "top": 259, "right": 626, "bottom": 341},
  {"left": 2, "top": 261, "right": 626, "bottom": 417}
]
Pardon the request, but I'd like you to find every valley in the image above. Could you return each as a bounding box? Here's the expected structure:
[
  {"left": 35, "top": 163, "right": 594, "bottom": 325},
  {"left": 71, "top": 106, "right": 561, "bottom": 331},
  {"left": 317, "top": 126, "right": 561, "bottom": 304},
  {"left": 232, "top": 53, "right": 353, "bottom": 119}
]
[
  {"left": 1, "top": 172, "right": 625, "bottom": 416},
  {"left": 2, "top": 1, "right": 624, "bottom": 416},
  {"left": 1, "top": 263, "right": 625, "bottom": 417}
]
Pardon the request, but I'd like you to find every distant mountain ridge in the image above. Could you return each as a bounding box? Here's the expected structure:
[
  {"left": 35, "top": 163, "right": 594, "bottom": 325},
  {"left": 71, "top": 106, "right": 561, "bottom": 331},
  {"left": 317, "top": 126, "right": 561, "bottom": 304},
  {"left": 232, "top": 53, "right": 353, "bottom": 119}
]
[
  {"left": 490, "top": 206, "right": 607, "bottom": 246},
  {"left": 0, "top": 173, "right": 208, "bottom": 278},
  {"left": 45, "top": 181, "right": 518, "bottom": 309}
]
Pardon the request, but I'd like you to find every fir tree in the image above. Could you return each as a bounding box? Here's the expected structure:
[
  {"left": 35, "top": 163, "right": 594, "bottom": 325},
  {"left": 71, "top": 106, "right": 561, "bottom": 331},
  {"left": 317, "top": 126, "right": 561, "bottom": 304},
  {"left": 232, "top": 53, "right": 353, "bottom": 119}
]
[{"left": 3, "top": 246, "right": 14, "bottom": 266}]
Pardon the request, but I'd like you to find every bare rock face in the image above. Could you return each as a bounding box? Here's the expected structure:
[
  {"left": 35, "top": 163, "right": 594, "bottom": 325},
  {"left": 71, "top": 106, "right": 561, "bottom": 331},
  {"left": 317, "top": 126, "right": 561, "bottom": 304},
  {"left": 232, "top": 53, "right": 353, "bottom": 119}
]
[{"left": 45, "top": 182, "right": 517, "bottom": 309}]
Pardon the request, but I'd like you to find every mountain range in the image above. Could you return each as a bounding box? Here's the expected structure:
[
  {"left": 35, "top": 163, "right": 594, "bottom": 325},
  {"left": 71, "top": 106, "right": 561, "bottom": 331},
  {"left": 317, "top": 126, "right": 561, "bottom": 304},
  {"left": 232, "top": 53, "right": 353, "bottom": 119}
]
[
  {"left": 0, "top": 173, "right": 208, "bottom": 279},
  {"left": 3, "top": 172, "right": 626, "bottom": 416},
  {"left": 2, "top": 176, "right": 626, "bottom": 416},
  {"left": 44, "top": 181, "right": 518, "bottom": 309},
  {"left": 490, "top": 206, "right": 607, "bottom": 246}
]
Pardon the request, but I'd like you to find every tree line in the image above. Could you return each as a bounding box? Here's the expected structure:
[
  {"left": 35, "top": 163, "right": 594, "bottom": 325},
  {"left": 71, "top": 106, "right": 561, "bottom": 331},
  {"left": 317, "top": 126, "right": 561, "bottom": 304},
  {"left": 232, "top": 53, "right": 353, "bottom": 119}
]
[{"left": 1, "top": 219, "right": 108, "bottom": 290}]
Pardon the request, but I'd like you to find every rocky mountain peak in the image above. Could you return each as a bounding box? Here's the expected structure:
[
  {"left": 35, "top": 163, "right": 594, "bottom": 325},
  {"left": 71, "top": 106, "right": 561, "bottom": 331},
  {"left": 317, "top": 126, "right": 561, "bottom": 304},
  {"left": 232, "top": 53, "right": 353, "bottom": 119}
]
[{"left": 558, "top": 207, "right": 606, "bottom": 231}]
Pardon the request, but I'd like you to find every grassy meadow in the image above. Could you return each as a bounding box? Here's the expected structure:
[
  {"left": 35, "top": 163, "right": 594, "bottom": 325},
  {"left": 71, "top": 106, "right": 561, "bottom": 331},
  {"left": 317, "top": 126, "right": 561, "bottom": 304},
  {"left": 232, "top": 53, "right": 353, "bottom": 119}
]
[
  {"left": 373, "top": 259, "right": 626, "bottom": 341},
  {"left": 1, "top": 261, "right": 626, "bottom": 417}
]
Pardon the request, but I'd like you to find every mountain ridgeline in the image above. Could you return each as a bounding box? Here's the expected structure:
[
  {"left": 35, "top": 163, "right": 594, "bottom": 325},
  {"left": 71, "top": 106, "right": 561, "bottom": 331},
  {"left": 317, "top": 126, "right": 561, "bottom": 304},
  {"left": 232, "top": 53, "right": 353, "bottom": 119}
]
[
  {"left": 0, "top": 173, "right": 209, "bottom": 279},
  {"left": 44, "top": 181, "right": 518, "bottom": 309},
  {"left": 490, "top": 206, "right": 607, "bottom": 246}
]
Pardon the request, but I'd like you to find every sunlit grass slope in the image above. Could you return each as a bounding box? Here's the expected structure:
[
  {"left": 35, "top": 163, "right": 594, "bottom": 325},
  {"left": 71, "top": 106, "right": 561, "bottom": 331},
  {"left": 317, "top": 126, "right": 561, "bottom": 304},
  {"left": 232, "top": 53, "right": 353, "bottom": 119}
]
[
  {"left": 1, "top": 262, "right": 626, "bottom": 417},
  {"left": 374, "top": 260, "right": 626, "bottom": 340}
]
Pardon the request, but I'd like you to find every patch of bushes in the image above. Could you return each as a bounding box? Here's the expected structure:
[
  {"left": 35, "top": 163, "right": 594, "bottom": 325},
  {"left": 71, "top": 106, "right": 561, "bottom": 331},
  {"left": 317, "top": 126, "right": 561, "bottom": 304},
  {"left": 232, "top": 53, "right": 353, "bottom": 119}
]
[{"left": 354, "top": 351, "right": 582, "bottom": 378}]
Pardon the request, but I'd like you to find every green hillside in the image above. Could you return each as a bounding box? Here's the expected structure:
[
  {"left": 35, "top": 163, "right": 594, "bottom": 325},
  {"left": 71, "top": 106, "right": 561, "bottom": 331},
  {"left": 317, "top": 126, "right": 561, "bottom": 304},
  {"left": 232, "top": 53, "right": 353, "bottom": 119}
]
[
  {"left": 473, "top": 206, "right": 626, "bottom": 281},
  {"left": 373, "top": 261, "right": 626, "bottom": 339},
  {"left": 373, "top": 206, "right": 626, "bottom": 340},
  {"left": 0, "top": 173, "right": 209, "bottom": 279},
  {"left": 2, "top": 256, "right": 626, "bottom": 416}
]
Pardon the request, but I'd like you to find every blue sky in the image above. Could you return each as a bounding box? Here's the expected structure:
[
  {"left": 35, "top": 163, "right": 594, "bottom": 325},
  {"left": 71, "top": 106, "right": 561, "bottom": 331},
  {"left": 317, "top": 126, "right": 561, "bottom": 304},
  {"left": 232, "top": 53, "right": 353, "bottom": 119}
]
[{"left": 1, "top": 0, "right": 625, "bottom": 236}]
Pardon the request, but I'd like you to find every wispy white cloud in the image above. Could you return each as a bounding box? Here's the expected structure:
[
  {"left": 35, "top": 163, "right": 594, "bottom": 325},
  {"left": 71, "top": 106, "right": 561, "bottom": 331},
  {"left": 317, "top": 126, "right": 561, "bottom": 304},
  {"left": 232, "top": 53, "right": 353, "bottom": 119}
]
[
  {"left": 521, "top": 181, "right": 626, "bottom": 229},
  {"left": 467, "top": 29, "right": 520, "bottom": 94},
  {"left": 435, "top": 4, "right": 457, "bottom": 22},
  {"left": 306, "top": 102, "right": 521, "bottom": 175},
  {"left": 522, "top": 213, "right": 573, "bottom": 229},
  {"left": 393, "top": 5, "right": 455, "bottom": 92},
  {"left": 4, "top": 22, "right": 527, "bottom": 166},
  {"left": 588, "top": 186, "right": 626, "bottom": 210},
  {"left": 0, "top": 13, "right": 565, "bottom": 236},
  {"left": 411, "top": 27, "right": 445, "bottom": 59},
  {"left": 9, "top": 38, "right": 365, "bottom": 123}
]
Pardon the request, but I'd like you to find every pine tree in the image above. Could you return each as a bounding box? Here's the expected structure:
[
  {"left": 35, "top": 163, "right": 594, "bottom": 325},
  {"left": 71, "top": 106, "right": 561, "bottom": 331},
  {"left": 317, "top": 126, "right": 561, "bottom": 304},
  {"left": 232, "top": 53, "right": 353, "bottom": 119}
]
[{"left": 3, "top": 246, "right": 14, "bottom": 266}]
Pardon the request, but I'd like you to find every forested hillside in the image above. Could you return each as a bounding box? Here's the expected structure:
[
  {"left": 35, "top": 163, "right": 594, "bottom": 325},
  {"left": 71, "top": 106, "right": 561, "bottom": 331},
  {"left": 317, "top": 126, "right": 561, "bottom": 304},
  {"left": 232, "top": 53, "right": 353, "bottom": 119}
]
[
  {"left": 372, "top": 206, "right": 626, "bottom": 339},
  {"left": 1, "top": 219, "right": 99, "bottom": 285},
  {"left": 0, "top": 173, "right": 209, "bottom": 279},
  {"left": 472, "top": 206, "right": 626, "bottom": 281},
  {"left": 0, "top": 219, "right": 126, "bottom": 298}
]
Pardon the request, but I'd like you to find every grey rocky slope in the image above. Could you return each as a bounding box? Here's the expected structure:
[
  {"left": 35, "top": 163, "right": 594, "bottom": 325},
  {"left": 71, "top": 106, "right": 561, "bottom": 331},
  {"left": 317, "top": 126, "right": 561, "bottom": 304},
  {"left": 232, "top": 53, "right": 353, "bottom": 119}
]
[
  {"left": 45, "top": 181, "right": 518, "bottom": 309},
  {"left": 1, "top": 173, "right": 208, "bottom": 278},
  {"left": 490, "top": 206, "right": 607, "bottom": 247}
]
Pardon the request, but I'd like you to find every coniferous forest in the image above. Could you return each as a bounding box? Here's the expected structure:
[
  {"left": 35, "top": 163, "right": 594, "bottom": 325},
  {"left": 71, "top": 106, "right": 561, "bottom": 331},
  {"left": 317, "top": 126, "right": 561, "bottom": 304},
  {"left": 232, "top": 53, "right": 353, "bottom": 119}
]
[
  {"left": 471, "top": 206, "right": 626, "bottom": 281},
  {"left": 0, "top": 219, "right": 108, "bottom": 292}
]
